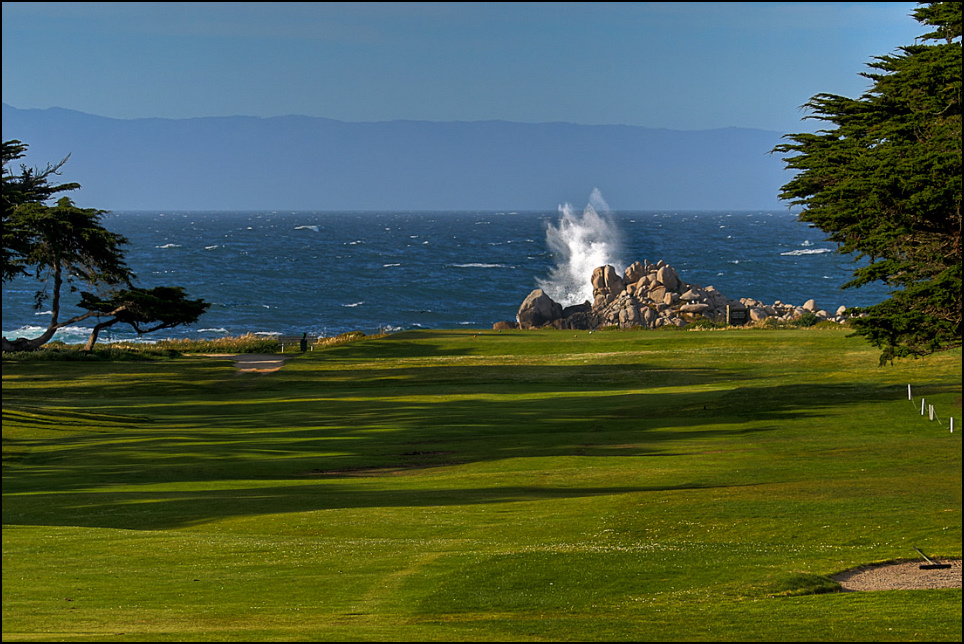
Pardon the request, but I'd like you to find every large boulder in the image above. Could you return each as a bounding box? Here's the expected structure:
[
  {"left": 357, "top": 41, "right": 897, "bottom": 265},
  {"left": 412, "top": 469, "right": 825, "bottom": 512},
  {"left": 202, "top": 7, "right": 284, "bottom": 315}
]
[
  {"left": 656, "top": 265, "right": 681, "bottom": 292},
  {"left": 591, "top": 265, "right": 625, "bottom": 296},
  {"left": 557, "top": 310, "right": 595, "bottom": 330},
  {"left": 516, "top": 289, "right": 563, "bottom": 329},
  {"left": 680, "top": 302, "right": 710, "bottom": 314},
  {"left": 679, "top": 288, "right": 702, "bottom": 302},
  {"left": 618, "top": 303, "right": 642, "bottom": 328},
  {"left": 623, "top": 261, "right": 647, "bottom": 284},
  {"left": 557, "top": 301, "right": 595, "bottom": 330},
  {"left": 749, "top": 307, "right": 769, "bottom": 322},
  {"left": 640, "top": 305, "right": 657, "bottom": 327},
  {"left": 647, "top": 285, "right": 668, "bottom": 303}
]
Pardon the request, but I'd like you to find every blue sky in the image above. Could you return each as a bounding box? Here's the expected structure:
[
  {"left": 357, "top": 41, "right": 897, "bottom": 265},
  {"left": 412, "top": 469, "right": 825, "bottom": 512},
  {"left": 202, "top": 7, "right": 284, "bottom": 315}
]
[{"left": 2, "top": 2, "right": 923, "bottom": 132}]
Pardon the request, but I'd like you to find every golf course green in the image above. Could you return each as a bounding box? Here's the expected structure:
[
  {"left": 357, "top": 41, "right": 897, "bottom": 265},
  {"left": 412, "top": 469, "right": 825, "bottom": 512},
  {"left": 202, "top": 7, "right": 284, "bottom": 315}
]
[{"left": 3, "top": 327, "right": 961, "bottom": 641}]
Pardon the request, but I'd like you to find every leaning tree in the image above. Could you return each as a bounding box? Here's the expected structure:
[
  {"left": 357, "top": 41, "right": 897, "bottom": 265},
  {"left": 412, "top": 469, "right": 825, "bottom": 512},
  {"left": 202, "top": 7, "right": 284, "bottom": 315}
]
[
  {"left": 2, "top": 140, "right": 209, "bottom": 352},
  {"left": 774, "top": 1, "right": 962, "bottom": 362},
  {"left": 76, "top": 286, "right": 211, "bottom": 352}
]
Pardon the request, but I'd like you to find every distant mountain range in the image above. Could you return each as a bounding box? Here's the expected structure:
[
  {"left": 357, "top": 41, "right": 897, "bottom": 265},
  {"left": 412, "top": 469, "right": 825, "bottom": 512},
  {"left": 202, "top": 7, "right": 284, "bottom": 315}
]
[{"left": 2, "top": 103, "right": 792, "bottom": 211}]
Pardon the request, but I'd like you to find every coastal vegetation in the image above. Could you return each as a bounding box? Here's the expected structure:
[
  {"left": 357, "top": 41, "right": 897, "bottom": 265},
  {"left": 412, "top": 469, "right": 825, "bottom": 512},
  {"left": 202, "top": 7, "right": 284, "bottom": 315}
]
[
  {"left": 0, "top": 331, "right": 378, "bottom": 361},
  {"left": 3, "top": 327, "right": 960, "bottom": 641},
  {"left": 775, "top": 1, "right": 962, "bottom": 361}
]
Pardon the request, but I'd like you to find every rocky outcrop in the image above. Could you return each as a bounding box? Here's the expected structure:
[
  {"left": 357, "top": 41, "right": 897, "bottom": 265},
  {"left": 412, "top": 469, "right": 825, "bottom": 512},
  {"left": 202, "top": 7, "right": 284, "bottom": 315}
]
[
  {"left": 516, "top": 289, "right": 564, "bottom": 329},
  {"left": 509, "top": 259, "right": 852, "bottom": 330}
]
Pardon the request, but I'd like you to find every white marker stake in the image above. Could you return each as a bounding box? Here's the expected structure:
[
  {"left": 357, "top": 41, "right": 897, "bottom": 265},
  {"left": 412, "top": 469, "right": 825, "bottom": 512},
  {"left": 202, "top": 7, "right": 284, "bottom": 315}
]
[
  {"left": 908, "top": 384, "right": 912, "bottom": 400},
  {"left": 921, "top": 398, "right": 926, "bottom": 415},
  {"left": 929, "top": 404, "right": 935, "bottom": 421},
  {"left": 951, "top": 417, "right": 954, "bottom": 433}
]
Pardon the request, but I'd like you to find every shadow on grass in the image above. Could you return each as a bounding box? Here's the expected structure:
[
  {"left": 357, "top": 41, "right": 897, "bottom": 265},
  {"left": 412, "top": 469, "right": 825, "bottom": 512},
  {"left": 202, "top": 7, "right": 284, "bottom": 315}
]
[
  {"left": 2, "top": 480, "right": 762, "bottom": 531},
  {"left": 3, "top": 349, "right": 958, "bottom": 531},
  {"left": 2, "top": 359, "right": 744, "bottom": 401}
]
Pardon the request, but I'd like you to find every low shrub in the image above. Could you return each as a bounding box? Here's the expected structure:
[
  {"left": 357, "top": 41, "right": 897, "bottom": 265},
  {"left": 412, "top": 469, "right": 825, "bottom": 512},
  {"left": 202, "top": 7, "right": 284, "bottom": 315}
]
[
  {"left": 791, "top": 311, "right": 822, "bottom": 327},
  {"left": 314, "top": 331, "right": 371, "bottom": 348},
  {"left": 152, "top": 333, "right": 281, "bottom": 354},
  {"left": 0, "top": 344, "right": 168, "bottom": 361},
  {"left": 754, "top": 317, "right": 798, "bottom": 330},
  {"left": 654, "top": 322, "right": 686, "bottom": 331},
  {"left": 686, "top": 318, "right": 729, "bottom": 330}
]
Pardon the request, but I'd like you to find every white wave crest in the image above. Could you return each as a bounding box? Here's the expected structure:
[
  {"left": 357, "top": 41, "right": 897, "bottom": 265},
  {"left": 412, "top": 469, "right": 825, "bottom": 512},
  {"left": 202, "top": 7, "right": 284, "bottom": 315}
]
[
  {"left": 2, "top": 324, "right": 95, "bottom": 344},
  {"left": 781, "top": 248, "right": 833, "bottom": 256},
  {"left": 452, "top": 263, "right": 506, "bottom": 269},
  {"left": 537, "top": 188, "right": 624, "bottom": 307}
]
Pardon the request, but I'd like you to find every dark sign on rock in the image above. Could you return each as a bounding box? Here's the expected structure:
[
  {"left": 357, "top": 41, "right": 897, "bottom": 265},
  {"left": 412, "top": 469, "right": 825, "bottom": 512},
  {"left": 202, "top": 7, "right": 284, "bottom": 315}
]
[{"left": 727, "top": 304, "right": 749, "bottom": 326}]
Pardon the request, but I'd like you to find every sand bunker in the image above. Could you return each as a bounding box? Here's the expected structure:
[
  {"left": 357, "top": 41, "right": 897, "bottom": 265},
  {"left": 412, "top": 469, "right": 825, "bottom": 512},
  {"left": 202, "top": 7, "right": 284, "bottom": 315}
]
[
  {"left": 832, "top": 559, "right": 961, "bottom": 591},
  {"left": 200, "top": 354, "right": 294, "bottom": 374}
]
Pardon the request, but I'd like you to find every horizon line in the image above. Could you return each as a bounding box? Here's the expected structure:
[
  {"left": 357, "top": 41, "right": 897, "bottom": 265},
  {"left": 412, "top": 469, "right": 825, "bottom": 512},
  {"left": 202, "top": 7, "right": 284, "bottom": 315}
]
[{"left": 1, "top": 102, "right": 785, "bottom": 134}]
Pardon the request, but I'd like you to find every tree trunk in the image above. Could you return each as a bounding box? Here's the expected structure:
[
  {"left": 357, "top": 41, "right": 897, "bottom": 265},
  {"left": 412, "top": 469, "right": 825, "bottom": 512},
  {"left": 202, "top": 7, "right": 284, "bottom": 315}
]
[
  {"left": 13, "top": 263, "right": 69, "bottom": 351},
  {"left": 83, "top": 319, "right": 119, "bottom": 352}
]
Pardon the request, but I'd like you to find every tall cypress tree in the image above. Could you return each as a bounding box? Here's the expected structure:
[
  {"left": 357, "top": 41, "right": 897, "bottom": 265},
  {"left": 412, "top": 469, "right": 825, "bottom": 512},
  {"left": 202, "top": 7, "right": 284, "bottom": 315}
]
[{"left": 774, "top": 1, "right": 961, "bottom": 362}]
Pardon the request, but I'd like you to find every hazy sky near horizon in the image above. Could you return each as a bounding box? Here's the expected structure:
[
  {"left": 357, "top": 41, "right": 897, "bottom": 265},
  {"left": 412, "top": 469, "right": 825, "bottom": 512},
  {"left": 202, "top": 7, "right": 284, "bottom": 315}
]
[{"left": 3, "top": 2, "right": 923, "bottom": 133}]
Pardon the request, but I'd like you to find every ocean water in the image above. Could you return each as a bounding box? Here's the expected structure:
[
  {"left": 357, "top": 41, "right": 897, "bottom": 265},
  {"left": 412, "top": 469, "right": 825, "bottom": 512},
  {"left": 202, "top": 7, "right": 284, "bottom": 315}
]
[{"left": 1, "top": 196, "right": 892, "bottom": 344}]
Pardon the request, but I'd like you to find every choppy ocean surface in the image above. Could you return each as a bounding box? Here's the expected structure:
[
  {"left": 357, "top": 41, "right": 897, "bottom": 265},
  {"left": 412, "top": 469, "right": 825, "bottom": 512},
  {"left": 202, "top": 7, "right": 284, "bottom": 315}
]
[{"left": 2, "top": 198, "right": 893, "bottom": 345}]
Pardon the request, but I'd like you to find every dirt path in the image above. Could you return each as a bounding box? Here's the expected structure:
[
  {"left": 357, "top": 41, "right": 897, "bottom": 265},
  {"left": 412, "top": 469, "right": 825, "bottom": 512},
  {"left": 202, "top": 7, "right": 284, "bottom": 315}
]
[{"left": 832, "top": 559, "right": 961, "bottom": 591}]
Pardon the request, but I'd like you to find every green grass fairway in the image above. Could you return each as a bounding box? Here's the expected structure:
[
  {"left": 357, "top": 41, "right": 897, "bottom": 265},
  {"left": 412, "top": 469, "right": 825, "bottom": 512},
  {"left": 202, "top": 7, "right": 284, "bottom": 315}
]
[{"left": 3, "top": 328, "right": 961, "bottom": 641}]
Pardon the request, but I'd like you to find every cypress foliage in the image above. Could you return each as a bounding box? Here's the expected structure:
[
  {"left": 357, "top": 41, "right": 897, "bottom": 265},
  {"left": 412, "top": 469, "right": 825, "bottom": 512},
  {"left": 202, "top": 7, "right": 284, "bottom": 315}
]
[{"left": 774, "top": 1, "right": 962, "bottom": 361}]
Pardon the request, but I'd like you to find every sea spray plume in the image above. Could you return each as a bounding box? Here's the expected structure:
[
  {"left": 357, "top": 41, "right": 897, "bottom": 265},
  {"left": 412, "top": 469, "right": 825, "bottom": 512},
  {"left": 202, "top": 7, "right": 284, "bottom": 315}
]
[{"left": 537, "top": 190, "right": 624, "bottom": 307}]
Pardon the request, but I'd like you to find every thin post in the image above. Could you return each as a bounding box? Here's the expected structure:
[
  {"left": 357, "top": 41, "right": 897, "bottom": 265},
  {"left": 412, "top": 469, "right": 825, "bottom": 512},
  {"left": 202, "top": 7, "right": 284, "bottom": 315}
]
[
  {"left": 908, "top": 384, "right": 912, "bottom": 400},
  {"left": 921, "top": 398, "right": 926, "bottom": 415},
  {"left": 929, "top": 404, "right": 935, "bottom": 421}
]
